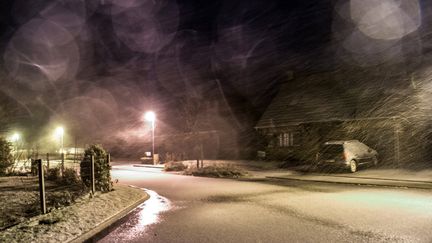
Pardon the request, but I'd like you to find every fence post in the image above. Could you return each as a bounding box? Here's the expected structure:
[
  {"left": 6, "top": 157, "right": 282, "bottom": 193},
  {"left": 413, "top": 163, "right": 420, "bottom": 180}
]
[
  {"left": 31, "top": 159, "right": 36, "bottom": 176},
  {"left": 61, "top": 153, "right": 65, "bottom": 176},
  {"left": 46, "top": 153, "right": 50, "bottom": 170},
  {"left": 37, "top": 159, "right": 46, "bottom": 214},
  {"left": 107, "top": 153, "right": 111, "bottom": 166},
  {"left": 91, "top": 155, "right": 95, "bottom": 194}
]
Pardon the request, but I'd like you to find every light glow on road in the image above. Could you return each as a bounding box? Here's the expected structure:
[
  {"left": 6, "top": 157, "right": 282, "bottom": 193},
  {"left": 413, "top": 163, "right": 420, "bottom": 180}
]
[
  {"left": 100, "top": 188, "right": 171, "bottom": 242},
  {"left": 136, "top": 189, "right": 171, "bottom": 227}
]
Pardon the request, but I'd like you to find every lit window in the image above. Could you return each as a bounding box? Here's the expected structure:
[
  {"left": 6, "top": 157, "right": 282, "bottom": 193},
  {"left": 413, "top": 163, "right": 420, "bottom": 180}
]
[{"left": 278, "top": 132, "right": 295, "bottom": 147}]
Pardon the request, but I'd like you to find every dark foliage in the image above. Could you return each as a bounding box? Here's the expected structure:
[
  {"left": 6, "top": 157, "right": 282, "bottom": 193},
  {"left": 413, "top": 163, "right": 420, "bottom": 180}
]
[
  {"left": 164, "top": 161, "right": 187, "bottom": 171},
  {"left": 0, "top": 138, "right": 13, "bottom": 175},
  {"left": 80, "top": 144, "right": 112, "bottom": 192},
  {"left": 46, "top": 167, "right": 61, "bottom": 181},
  {"left": 189, "top": 165, "right": 246, "bottom": 178},
  {"left": 61, "top": 168, "right": 81, "bottom": 186}
]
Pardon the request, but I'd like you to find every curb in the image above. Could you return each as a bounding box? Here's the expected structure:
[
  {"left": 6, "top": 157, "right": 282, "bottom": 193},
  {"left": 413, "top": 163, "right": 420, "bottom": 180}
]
[
  {"left": 133, "top": 164, "right": 164, "bottom": 169},
  {"left": 69, "top": 186, "right": 150, "bottom": 243},
  {"left": 313, "top": 174, "right": 432, "bottom": 184},
  {"left": 266, "top": 176, "right": 432, "bottom": 190}
]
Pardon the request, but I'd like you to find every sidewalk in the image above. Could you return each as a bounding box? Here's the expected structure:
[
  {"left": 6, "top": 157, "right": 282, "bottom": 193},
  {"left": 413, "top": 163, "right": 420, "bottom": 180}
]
[{"left": 247, "top": 168, "right": 432, "bottom": 190}]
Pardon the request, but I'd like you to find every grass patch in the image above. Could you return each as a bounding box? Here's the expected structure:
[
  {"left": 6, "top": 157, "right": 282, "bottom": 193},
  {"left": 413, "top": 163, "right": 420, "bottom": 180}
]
[
  {"left": 0, "top": 176, "right": 87, "bottom": 230},
  {"left": 0, "top": 185, "right": 148, "bottom": 243},
  {"left": 186, "top": 164, "right": 247, "bottom": 178}
]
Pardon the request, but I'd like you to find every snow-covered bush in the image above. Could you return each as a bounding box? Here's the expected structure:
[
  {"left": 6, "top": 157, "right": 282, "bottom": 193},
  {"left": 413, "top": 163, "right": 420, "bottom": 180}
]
[
  {"left": 0, "top": 138, "right": 13, "bottom": 175},
  {"left": 188, "top": 164, "right": 247, "bottom": 178},
  {"left": 62, "top": 168, "right": 81, "bottom": 186},
  {"left": 80, "top": 144, "right": 112, "bottom": 192},
  {"left": 164, "top": 161, "right": 187, "bottom": 171}
]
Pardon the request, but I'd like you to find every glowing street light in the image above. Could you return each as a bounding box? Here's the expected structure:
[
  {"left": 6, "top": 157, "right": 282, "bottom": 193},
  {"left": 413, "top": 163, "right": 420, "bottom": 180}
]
[
  {"left": 10, "top": 133, "right": 20, "bottom": 143},
  {"left": 144, "top": 111, "right": 156, "bottom": 124},
  {"left": 54, "top": 126, "right": 64, "bottom": 154},
  {"left": 144, "top": 111, "right": 156, "bottom": 165},
  {"left": 9, "top": 132, "right": 20, "bottom": 156}
]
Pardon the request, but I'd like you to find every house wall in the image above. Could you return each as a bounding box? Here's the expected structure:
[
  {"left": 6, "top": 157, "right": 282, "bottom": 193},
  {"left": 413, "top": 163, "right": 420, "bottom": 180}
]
[
  {"left": 337, "top": 120, "right": 398, "bottom": 165},
  {"left": 400, "top": 122, "right": 432, "bottom": 167}
]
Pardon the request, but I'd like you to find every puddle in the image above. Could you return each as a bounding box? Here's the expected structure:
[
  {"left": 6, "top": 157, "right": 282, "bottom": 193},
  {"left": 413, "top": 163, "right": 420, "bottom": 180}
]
[{"left": 98, "top": 188, "right": 172, "bottom": 242}]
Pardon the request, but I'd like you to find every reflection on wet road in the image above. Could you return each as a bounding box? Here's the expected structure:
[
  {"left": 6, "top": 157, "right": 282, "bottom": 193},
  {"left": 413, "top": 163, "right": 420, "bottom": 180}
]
[{"left": 98, "top": 189, "right": 171, "bottom": 242}]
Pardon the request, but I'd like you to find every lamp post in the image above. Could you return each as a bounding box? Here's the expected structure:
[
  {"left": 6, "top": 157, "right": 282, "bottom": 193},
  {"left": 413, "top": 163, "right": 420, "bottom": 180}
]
[
  {"left": 54, "top": 127, "right": 64, "bottom": 154},
  {"left": 144, "top": 111, "right": 156, "bottom": 165}
]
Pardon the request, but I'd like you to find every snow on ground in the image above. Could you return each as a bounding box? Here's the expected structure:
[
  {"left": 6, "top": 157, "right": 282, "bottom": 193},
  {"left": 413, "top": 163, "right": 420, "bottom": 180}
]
[
  {"left": 171, "top": 159, "right": 282, "bottom": 171},
  {"left": 0, "top": 183, "right": 148, "bottom": 242}
]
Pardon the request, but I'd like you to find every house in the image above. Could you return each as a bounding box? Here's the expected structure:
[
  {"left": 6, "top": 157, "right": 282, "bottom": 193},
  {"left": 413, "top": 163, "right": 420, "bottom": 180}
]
[{"left": 255, "top": 69, "right": 432, "bottom": 166}]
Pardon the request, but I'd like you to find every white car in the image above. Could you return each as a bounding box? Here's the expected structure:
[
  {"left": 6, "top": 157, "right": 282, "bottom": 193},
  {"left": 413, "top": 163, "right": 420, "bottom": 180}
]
[{"left": 316, "top": 140, "right": 378, "bottom": 173}]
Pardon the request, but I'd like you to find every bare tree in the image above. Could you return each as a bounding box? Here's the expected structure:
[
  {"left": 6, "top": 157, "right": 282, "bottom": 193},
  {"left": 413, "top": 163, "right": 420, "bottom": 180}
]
[{"left": 178, "top": 96, "right": 209, "bottom": 168}]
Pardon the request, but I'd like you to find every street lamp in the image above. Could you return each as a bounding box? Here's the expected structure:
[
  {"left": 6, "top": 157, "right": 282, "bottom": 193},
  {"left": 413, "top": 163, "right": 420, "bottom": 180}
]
[
  {"left": 54, "top": 126, "right": 64, "bottom": 154},
  {"left": 10, "top": 132, "right": 20, "bottom": 143},
  {"left": 9, "top": 132, "right": 20, "bottom": 156},
  {"left": 144, "top": 111, "right": 156, "bottom": 165}
]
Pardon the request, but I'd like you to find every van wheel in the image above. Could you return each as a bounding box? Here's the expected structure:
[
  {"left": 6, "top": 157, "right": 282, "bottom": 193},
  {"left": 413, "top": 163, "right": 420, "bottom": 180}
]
[{"left": 349, "top": 160, "right": 357, "bottom": 173}]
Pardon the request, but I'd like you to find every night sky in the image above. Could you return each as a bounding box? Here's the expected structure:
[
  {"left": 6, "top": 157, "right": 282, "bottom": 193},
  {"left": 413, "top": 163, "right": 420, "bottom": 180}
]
[{"left": 0, "top": 0, "right": 431, "bottom": 150}]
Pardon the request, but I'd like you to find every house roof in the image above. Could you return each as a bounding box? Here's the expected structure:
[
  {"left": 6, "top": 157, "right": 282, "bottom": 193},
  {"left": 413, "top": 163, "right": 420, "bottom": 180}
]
[{"left": 255, "top": 71, "right": 411, "bottom": 129}]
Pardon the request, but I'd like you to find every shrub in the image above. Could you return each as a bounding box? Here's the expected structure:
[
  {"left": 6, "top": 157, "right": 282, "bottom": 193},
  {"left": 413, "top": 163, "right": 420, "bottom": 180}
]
[
  {"left": 47, "top": 191, "right": 74, "bottom": 208},
  {"left": 164, "top": 161, "right": 187, "bottom": 171},
  {"left": 189, "top": 164, "right": 246, "bottom": 178},
  {"left": 80, "top": 144, "right": 112, "bottom": 192},
  {"left": 0, "top": 138, "right": 13, "bottom": 175},
  {"left": 46, "top": 167, "right": 61, "bottom": 181},
  {"left": 45, "top": 188, "right": 87, "bottom": 211},
  {"left": 61, "top": 168, "right": 81, "bottom": 185}
]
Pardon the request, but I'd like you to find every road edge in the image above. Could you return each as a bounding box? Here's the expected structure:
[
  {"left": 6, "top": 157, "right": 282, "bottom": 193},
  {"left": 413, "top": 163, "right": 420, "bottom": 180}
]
[
  {"left": 69, "top": 186, "right": 150, "bottom": 243},
  {"left": 266, "top": 176, "right": 432, "bottom": 190}
]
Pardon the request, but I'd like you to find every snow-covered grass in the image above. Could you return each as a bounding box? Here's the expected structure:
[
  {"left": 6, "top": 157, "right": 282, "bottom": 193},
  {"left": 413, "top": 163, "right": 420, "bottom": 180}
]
[
  {"left": 164, "top": 161, "right": 188, "bottom": 171},
  {"left": 0, "top": 176, "right": 55, "bottom": 229},
  {"left": 0, "top": 177, "right": 148, "bottom": 243},
  {"left": 185, "top": 164, "right": 247, "bottom": 178},
  {"left": 160, "top": 160, "right": 283, "bottom": 178},
  {"left": 177, "top": 160, "right": 282, "bottom": 171}
]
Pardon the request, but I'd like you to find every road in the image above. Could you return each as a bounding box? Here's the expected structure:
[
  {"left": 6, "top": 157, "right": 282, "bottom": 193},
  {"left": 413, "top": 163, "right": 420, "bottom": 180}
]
[{"left": 99, "top": 164, "right": 432, "bottom": 243}]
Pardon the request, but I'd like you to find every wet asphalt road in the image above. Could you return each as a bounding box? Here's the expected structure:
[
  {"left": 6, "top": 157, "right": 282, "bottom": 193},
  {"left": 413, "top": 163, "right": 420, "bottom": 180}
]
[{"left": 99, "top": 164, "right": 432, "bottom": 243}]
